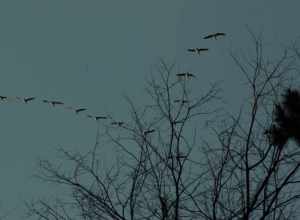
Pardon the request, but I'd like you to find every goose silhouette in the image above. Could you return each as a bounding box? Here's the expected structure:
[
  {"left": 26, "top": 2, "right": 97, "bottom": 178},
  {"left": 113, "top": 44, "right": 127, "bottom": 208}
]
[
  {"left": 24, "top": 97, "right": 35, "bottom": 103},
  {"left": 203, "top": 32, "right": 226, "bottom": 40}
]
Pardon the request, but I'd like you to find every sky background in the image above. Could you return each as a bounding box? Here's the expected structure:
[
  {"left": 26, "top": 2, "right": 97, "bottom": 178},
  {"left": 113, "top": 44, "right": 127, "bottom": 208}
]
[{"left": 0, "top": 0, "right": 300, "bottom": 218}]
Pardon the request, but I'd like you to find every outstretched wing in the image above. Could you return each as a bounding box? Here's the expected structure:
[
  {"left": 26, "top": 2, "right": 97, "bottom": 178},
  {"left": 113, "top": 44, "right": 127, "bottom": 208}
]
[
  {"left": 95, "top": 116, "right": 108, "bottom": 120},
  {"left": 51, "top": 101, "right": 64, "bottom": 105},
  {"left": 75, "top": 108, "right": 87, "bottom": 113},
  {"left": 203, "top": 34, "right": 214, "bottom": 39},
  {"left": 187, "top": 48, "right": 196, "bottom": 52},
  {"left": 187, "top": 73, "right": 196, "bottom": 78},
  {"left": 197, "top": 48, "right": 209, "bottom": 51},
  {"left": 215, "top": 32, "right": 226, "bottom": 37},
  {"left": 196, "top": 48, "right": 209, "bottom": 54},
  {"left": 24, "top": 97, "right": 35, "bottom": 103},
  {"left": 111, "top": 121, "right": 124, "bottom": 126},
  {"left": 176, "top": 73, "right": 186, "bottom": 80}
]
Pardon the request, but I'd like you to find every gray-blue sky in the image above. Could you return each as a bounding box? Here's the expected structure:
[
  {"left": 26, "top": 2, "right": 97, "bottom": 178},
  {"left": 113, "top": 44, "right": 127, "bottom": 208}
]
[{"left": 0, "top": 0, "right": 299, "bottom": 218}]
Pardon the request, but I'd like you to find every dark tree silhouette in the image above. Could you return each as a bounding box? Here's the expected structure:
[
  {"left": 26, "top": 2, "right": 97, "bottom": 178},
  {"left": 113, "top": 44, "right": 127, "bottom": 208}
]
[
  {"left": 143, "top": 129, "right": 155, "bottom": 135},
  {"left": 266, "top": 88, "right": 300, "bottom": 147},
  {"left": 25, "top": 33, "right": 300, "bottom": 220},
  {"left": 173, "top": 99, "right": 189, "bottom": 104},
  {"left": 25, "top": 59, "right": 221, "bottom": 220}
]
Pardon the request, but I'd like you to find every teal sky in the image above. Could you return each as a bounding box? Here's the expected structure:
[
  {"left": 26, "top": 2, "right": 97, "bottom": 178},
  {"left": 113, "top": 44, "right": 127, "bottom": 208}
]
[{"left": 0, "top": 1, "right": 299, "bottom": 218}]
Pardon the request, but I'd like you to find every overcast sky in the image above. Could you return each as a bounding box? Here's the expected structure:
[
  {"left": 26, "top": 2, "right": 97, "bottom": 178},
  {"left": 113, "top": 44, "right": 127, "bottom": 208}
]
[{"left": 0, "top": 1, "right": 300, "bottom": 218}]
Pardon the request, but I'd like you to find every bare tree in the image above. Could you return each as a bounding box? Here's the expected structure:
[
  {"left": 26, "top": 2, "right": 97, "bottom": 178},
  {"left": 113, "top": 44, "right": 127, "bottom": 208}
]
[
  {"left": 198, "top": 31, "right": 300, "bottom": 219},
  {"left": 25, "top": 33, "right": 300, "bottom": 220}
]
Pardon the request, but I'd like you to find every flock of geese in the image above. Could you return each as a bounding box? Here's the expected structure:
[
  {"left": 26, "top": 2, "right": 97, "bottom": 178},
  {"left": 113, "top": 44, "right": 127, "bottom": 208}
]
[
  {"left": 0, "top": 95, "right": 158, "bottom": 135},
  {"left": 0, "top": 32, "right": 225, "bottom": 134},
  {"left": 185, "top": 32, "right": 226, "bottom": 56},
  {"left": 176, "top": 32, "right": 226, "bottom": 79},
  {"left": 0, "top": 95, "right": 118, "bottom": 123}
]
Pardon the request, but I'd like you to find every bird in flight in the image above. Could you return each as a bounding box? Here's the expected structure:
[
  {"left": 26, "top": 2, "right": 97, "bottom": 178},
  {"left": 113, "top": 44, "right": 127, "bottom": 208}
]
[
  {"left": 187, "top": 48, "right": 209, "bottom": 55},
  {"left": 0, "top": 96, "right": 7, "bottom": 101},
  {"left": 176, "top": 73, "right": 186, "bottom": 80},
  {"left": 95, "top": 116, "right": 108, "bottom": 120},
  {"left": 75, "top": 108, "right": 87, "bottom": 114},
  {"left": 43, "top": 100, "right": 64, "bottom": 107},
  {"left": 51, "top": 101, "right": 64, "bottom": 106},
  {"left": 203, "top": 32, "right": 226, "bottom": 40},
  {"left": 88, "top": 115, "right": 108, "bottom": 120},
  {"left": 196, "top": 48, "right": 209, "bottom": 54},
  {"left": 176, "top": 73, "right": 186, "bottom": 77},
  {"left": 176, "top": 72, "right": 196, "bottom": 80},
  {"left": 187, "top": 48, "right": 197, "bottom": 53},
  {"left": 111, "top": 121, "right": 124, "bottom": 126},
  {"left": 24, "top": 97, "right": 35, "bottom": 103},
  {"left": 186, "top": 73, "right": 196, "bottom": 78}
]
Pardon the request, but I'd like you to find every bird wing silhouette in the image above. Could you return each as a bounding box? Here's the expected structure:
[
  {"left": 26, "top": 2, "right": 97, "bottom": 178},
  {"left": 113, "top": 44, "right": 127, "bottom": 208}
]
[
  {"left": 187, "top": 73, "right": 196, "bottom": 78},
  {"left": 75, "top": 108, "right": 87, "bottom": 113},
  {"left": 203, "top": 34, "right": 214, "bottom": 39},
  {"left": 95, "top": 116, "right": 108, "bottom": 120},
  {"left": 215, "top": 32, "right": 226, "bottom": 37},
  {"left": 196, "top": 48, "right": 209, "bottom": 51},
  {"left": 24, "top": 97, "right": 35, "bottom": 103},
  {"left": 52, "top": 101, "right": 64, "bottom": 105},
  {"left": 187, "top": 48, "right": 196, "bottom": 52}
]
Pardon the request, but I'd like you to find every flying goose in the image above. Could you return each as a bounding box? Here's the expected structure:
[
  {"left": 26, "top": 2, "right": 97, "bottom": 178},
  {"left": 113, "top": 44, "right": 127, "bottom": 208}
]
[
  {"left": 176, "top": 72, "right": 196, "bottom": 80},
  {"left": 188, "top": 48, "right": 209, "bottom": 55},
  {"left": 24, "top": 97, "right": 35, "bottom": 103},
  {"left": 111, "top": 121, "right": 124, "bottom": 126},
  {"left": 75, "top": 108, "right": 87, "bottom": 114},
  {"left": 0, "top": 96, "right": 7, "bottom": 100},
  {"left": 196, "top": 48, "right": 209, "bottom": 54},
  {"left": 44, "top": 100, "right": 64, "bottom": 106},
  {"left": 203, "top": 32, "right": 226, "bottom": 40}
]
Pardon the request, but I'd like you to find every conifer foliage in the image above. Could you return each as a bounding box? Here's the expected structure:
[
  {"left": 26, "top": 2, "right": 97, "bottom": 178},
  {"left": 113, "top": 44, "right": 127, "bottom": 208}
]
[{"left": 267, "top": 89, "right": 300, "bottom": 147}]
